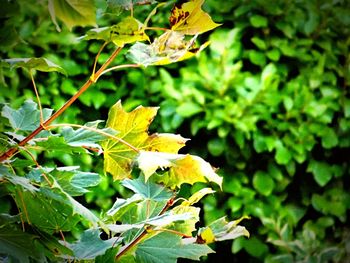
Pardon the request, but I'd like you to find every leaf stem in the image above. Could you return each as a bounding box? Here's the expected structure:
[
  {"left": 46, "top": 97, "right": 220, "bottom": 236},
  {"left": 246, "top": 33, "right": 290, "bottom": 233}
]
[
  {"left": 30, "top": 71, "right": 44, "bottom": 125},
  {"left": 96, "top": 64, "right": 141, "bottom": 81},
  {"left": 0, "top": 47, "right": 123, "bottom": 162}
]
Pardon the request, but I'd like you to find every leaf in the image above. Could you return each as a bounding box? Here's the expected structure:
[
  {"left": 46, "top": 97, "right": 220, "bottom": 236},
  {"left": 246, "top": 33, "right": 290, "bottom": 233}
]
[
  {"left": 62, "top": 229, "right": 120, "bottom": 260},
  {"left": 171, "top": 206, "right": 200, "bottom": 236},
  {"left": 181, "top": 187, "right": 215, "bottom": 206},
  {"left": 197, "top": 216, "right": 250, "bottom": 244},
  {"left": 121, "top": 177, "right": 173, "bottom": 201},
  {"left": 106, "top": 194, "right": 143, "bottom": 220},
  {"left": 127, "top": 33, "right": 210, "bottom": 66},
  {"left": 62, "top": 121, "right": 118, "bottom": 153},
  {"left": 135, "top": 232, "right": 214, "bottom": 263},
  {"left": 1, "top": 165, "right": 38, "bottom": 192},
  {"left": 2, "top": 100, "right": 53, "bottom": 131},
  {"left": 137, "top": 151, "right": 223, "bottom": 188},
  {"left": 0, "top": 227, "right": 44, "bottom": 263},
  {"left": 80, "top": 17, "right": 149, "bottom": 47},
  {"left": 307, "top": 160, "right": 333, "bottom": 187},
  {"left": 169, "top": 0, "right": 221, "bottom": 35},
  {"left": 34, "top": 136, "right": 87, "bottom": 154},
  {"left": 51, "top": 166, "right": 101, "bottom": 196},
  {"left": 2, "top": 57, "right": 66, "bottom": 75},
  {"left": 252, "top": 171, "right": 275, "bottom": 196},
  {"left": 48, "top": 0, "right": 96, "bottom": 31},
  {"left": 14, "top": 189, "right": 80, "bottom": 234},
  {"left": 102, "top": 100, "right": 187, "bottom": 180}
]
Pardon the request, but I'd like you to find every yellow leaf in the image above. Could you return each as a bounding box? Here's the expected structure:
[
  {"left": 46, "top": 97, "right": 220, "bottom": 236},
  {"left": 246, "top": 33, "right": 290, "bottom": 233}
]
[
  {"left": 110, "top": 16, "right": 149, "bottom": 47},
  {"left": 137, "top": 151, "right": 222, "bottom": 188},
  {"left": 181, "top": 187, "right": 215, "bottom": 206},
  {"left": 169, "top": 0, "right": 221, "bottom": 35},
  {"left": 102, "top": 101, "right": 187, "bottom": 180},
  {"left": 171, "top": 206, "right": 200, "bottom": 236},
  {"left": 199, "top": 227, "right": 215, "bottom": 244}
]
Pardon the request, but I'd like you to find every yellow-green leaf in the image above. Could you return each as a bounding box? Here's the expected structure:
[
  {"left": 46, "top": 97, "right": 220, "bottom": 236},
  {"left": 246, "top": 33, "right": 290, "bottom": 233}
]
[
  {"left": 102, "top": 101, "right": 187, "bottom": 180},
  {"left": 48, "top": 0, "right": 96, "bottom": 31},
  {"left": 181, "top": 187, "right": 215, "bottom": 206},
  {"left": 110, "top": 17, "right": 149, "bottom": 47},
  {"left": 127, "top": 32, "right": 210, "bottom": 66},
  {"left": 137, "top": 151, "right": 222, "bottom": 188},
  {"left": 169, "top": 0, "right": 221, "bottom": 35},
  {"left": 171, "top": 206, "right": 200, "bottom": 236}
]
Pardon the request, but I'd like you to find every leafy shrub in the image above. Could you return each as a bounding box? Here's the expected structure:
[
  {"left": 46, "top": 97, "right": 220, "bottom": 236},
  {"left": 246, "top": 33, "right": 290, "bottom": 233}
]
[{"left": 0, "top": 0, "right": 250, "bottom": 262}]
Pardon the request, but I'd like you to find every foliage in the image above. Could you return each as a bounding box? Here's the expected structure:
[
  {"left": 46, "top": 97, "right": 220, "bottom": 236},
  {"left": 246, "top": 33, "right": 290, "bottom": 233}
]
[
  {"left": 0, "top": 0, "right": 248, "bottom": 262},
  {"left": 1, "top": 0, "right": 350, "bottom": 262}
]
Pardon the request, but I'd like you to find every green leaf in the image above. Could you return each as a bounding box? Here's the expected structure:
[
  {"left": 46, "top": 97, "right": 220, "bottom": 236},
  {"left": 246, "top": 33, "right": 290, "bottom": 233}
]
[
  {"left": 249, "top": 15, "right": 268, "bottom": 28},
  {"left": 307, "top": 160, "right": 332, "bottom": 187},
  {"left": 14, "top": 189, "right": 80, "bottom": 234},
  {"left": 102, "top": 101, "right": 187, "bottom": 180},
  {"left": 275, "top": 143, "right": 292, "bottom": 165},
  {"left": 321, "top": 128, "right": 338, "bottom": 149},
  {"left": 34, "top": 136, "right": 87, "bottom": 154},
  {"left": 137, "top": 151, "right": 223, "bottom": 188},
  {"left": 253, "top": 171, "right": 275, "bottom": 196},
  {"left": 2, "top": 57, "right": 66, "bottom": 75},
  {"left": 106, "top": 194, "right": 143, "bottom": 220},
  {"left": 48, "top": 0, "right": 96, "bottom": 31},
  {"left": 0, "top": 227, "right": 44, "bottom": 263},
  {"left": 63, "top": 229, "right": 120, "bottom": 260},
  {"left": 135, "top": 232, "right": 214, "bottom": 263},
  {"left": 52, "top": 166, "right": 101, "bottom": 196},
  {"left": 62, "top": 121, "right": 117, "bottom": 152},
  {"left": 121, "top": 177, "right": 173, "bottom": 201},
  {"left": 2, "top": 100, "right": 53, "bottom": 131},
  {"left": 207, "top": 138, "right": 225, "bottom": 157},
  {"left": 176, "top": 102, "right": 202, "bottom": 117}
]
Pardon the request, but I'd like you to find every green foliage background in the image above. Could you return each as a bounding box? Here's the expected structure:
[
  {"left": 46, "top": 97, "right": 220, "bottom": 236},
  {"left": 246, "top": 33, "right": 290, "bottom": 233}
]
[{"left": 1, "top": 0, "right": 350, "bottom": 262}]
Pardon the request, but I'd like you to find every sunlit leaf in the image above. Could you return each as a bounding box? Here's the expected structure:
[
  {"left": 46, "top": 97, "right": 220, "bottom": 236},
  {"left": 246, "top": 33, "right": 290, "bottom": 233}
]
[
  {"left": 1, "top": 100, "right": 53, "bottom": 132},
  {"left": 2, "top": 57, "right": 66, "bottom": 75},
  {"left": 102, "top": 101, "right": 187, "bottom": 180},
  {"left": 48, "top": 0, "right": 96, "bottom": 31},
  {"left": 181, "top": 187, "right": 215, "bottom": 206},
  {"left": 135, "top": 232, "right": 214, "bottom": 262},
  {"left": 127, "top": 32, "right": 210, "bottom": 66},
  {"left": 80, "top": 17, "right": 149, "bottom": 47},
  {"left": 169, "top": 0, "right": 221, "bottom": 35},
  {"left": 137, "top": 151, "right": 222, "bottom": 188},
  {"left": 106, "top": 194, "right": 143, "bottom": 220},
  {"left": 197, "top": 216, "right": 250, "bottom": 244},
  {"left": 62, "top": 229, "right": 120, "bottom": 260},
  {"left": 171, "top": 206, "right": 200, "bottom": 236}
]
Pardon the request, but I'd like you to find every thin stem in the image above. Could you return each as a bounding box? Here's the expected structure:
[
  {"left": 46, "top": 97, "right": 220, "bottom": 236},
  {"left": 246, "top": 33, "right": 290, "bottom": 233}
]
[
  {"left": 0, "top": 47, "right": 123, "bottom": 163},
  {"left": 92, "top": 41, "right": 109, "bottom": 78},
  {"left": 30, "top": 71, "right": 44, "bottom": 125},
  {"left": 17, "top": 189, "right": 30, "bottom": 225},
  {"left": 152, "top": 228, "right": 192, "bottom": 238},
  {"left": 96, "top": 64, "right": 141, "bottom": 81},
  {"left": 47, "top": 123, "right": 139, "bottom": 153},
  {"left": 115, "top": 196, "right": 176, "bottom": 260}
]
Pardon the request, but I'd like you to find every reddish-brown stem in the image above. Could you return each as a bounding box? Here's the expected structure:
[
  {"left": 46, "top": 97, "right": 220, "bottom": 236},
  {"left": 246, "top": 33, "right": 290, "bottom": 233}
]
[
  {"left": 115, "top": 196, "right": 176, "bottom": 261},
  {"left": 0, "top": 47, "right": 123, "bottom": 162}
]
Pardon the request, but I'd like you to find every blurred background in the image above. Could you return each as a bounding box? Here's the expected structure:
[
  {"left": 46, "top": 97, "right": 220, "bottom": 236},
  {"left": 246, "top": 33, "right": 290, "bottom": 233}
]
[{"left": 1, "top": 0, "right": 350, "bottom": 262}]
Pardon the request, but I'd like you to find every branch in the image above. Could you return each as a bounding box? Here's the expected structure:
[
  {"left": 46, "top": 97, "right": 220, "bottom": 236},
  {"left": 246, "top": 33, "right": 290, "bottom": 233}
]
[{"left": 0, "top": 46, "right": 123, "bottom": 162}]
